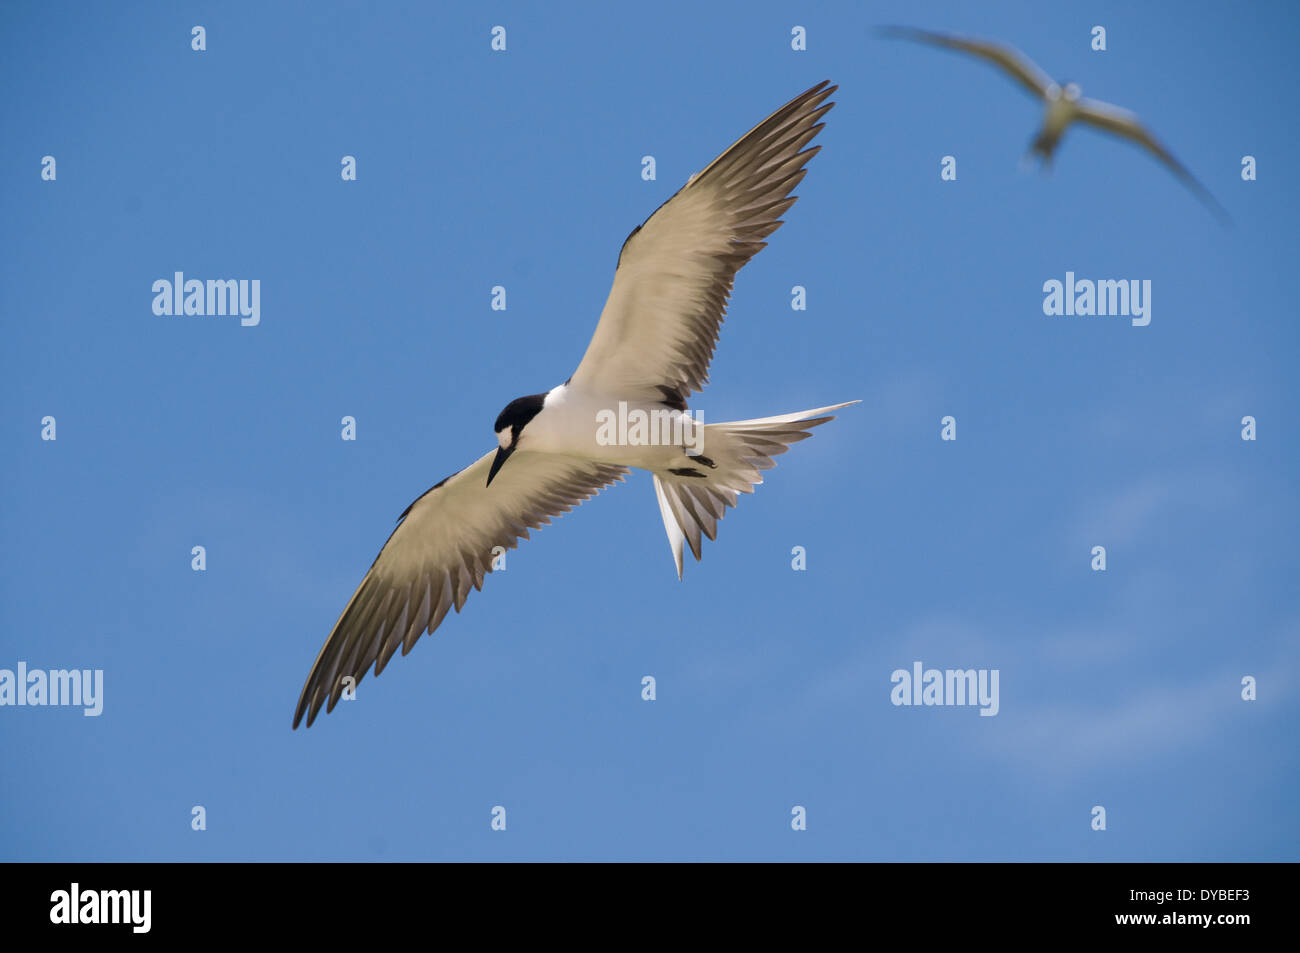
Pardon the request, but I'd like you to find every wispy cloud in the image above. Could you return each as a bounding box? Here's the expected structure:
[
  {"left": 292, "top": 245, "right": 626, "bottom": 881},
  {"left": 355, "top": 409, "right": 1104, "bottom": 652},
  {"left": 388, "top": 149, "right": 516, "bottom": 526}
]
[{"left": 1070, "top": 468, "right": 1242, "bottom": 545}]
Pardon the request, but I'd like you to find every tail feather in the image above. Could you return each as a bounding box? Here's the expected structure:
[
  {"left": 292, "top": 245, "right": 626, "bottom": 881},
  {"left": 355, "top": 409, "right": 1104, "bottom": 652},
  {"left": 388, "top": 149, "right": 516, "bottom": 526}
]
[{"left": 652, "top": 401, "right": 858, "bottom": 578}]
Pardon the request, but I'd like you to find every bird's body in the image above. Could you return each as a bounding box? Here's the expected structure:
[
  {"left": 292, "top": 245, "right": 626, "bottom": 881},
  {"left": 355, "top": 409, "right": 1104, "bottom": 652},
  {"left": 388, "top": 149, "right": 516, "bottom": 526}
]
[
  {"left": 881, "top": 26, "right": 1228, "bottom": 220},
  {"left": 1036, "top": 89, "right": 1076, "bottom": 149},
  {"left": 1027, "top": 84, "right": 1084, "bottom": 165},
  {"left": 294, "top": 81, "right": 856, "bottom": 728},
  {"left": 504, "top": 385, "right": 686, "bottom": 469}
]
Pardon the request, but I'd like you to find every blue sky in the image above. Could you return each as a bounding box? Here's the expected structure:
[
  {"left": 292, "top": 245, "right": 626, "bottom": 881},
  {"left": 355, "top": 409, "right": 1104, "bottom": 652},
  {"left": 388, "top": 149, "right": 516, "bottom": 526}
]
[{"left": 2, "top": 0, "right": 1296, "bottom": 860}]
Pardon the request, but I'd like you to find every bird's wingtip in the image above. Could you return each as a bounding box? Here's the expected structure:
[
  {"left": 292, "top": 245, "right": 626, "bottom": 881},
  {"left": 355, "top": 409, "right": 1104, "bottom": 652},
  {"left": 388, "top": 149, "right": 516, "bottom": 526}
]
[
  {"left": 876, "top": 25, "right": 932, "bottom": 41},
  {"left": 819, "top": 399, "right": 862, "bottom": 414}
]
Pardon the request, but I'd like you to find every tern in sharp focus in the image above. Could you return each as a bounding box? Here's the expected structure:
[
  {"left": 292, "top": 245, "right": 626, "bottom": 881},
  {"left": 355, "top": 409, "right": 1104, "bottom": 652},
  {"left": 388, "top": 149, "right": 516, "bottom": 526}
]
[
  {"left": 880, "top": 26, "right": 1229, "bottom": 222},
  {"left": 294, "top": 80, "right": 857, "bottom": 728}
]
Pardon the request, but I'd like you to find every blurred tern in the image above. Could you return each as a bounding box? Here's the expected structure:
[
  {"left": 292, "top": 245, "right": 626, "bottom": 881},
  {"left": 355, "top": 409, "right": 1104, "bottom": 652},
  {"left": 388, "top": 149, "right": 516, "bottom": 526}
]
[
  {"left": 881, "top": 26, "right": 1229, "bottom": 221},
  {"left": 294, "top": 80, "right": 857, "bottom": 728}
]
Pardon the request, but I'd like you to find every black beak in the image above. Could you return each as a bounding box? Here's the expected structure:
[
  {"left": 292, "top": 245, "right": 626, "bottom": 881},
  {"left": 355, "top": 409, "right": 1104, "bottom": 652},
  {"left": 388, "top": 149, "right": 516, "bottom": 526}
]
[{"left": 487, "top": 445, "right": 514, "bottom": 487}]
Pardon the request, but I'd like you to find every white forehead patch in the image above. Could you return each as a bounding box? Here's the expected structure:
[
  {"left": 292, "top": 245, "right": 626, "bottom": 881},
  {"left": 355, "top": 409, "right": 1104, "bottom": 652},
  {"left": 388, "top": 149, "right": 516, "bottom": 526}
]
[{"left": 496, "top": 428, "right": 512, "bottom": 450}]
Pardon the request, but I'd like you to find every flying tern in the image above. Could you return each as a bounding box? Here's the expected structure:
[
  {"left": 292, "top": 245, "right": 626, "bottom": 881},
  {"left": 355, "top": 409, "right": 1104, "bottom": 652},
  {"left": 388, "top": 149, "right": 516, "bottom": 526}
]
[
  {"left": 880, "top": 26, "right": 1228, "bottom": 221},
  {"left": 294, "top": 80, "right": 857, "bottom": 728}
]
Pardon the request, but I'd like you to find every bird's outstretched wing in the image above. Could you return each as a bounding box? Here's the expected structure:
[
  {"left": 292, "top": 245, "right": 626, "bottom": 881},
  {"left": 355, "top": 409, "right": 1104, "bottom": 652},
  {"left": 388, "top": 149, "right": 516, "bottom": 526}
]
[
  {"left": 1075, "top": 97, "right": 1230, "bottom": 223},
  {"left": 294, "top": 452, "right": 628, "bottom": 728},
  {"left": 879, "top": 26, "right": 1055, "bottom": 99},
  {"left": 567, "top": 81, "right": 836, "bottom": 408}
]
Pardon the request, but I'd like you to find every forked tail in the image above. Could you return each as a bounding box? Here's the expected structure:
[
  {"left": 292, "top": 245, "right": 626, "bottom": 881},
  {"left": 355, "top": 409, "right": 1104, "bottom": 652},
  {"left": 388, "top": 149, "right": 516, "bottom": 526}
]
[{"left": 652, "top": 401, "right": 858, "bottom": 578}]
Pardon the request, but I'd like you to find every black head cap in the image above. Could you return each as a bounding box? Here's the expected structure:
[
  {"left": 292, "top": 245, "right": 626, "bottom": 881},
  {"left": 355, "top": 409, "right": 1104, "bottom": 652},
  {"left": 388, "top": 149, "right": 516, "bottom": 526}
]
[{"left": 494, "top": 393, "right": 547, "bottom": 442}]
